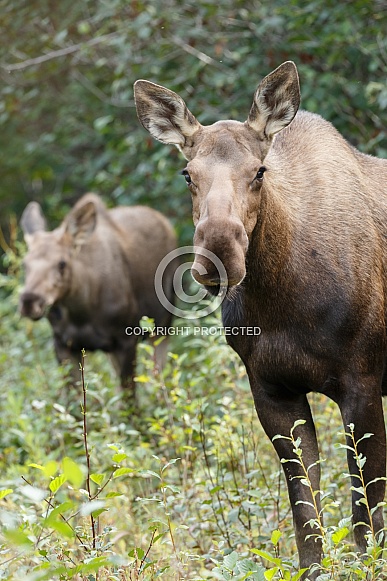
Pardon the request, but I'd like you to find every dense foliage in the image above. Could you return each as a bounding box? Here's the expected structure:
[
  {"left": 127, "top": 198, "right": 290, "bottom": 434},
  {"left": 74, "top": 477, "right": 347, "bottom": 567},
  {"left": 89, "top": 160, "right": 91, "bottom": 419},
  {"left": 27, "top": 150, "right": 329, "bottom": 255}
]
[
  {"left": 1, "top": 263, "right": 387, "bottom": 580},
  {"left": 0, "top": 0, "right": 386, "bottom": 243}
]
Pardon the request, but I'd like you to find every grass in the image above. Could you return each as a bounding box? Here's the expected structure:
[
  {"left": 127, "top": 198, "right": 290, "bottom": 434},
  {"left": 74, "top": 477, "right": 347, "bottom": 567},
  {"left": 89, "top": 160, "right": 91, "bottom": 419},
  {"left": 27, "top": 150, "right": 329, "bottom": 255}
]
[{"left": 0, "top": 251, "right": 386, "bottom": 580}]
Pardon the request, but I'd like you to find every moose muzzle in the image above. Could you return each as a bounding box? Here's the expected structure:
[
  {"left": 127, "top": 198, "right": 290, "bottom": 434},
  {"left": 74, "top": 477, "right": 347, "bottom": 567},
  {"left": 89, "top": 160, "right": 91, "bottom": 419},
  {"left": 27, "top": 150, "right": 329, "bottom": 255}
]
[
  {"left": 19, "top": 291, "right": 47, "bottom": 320},
  {"left": 192, "top": 217, "right": 248, "bottom": 287}
]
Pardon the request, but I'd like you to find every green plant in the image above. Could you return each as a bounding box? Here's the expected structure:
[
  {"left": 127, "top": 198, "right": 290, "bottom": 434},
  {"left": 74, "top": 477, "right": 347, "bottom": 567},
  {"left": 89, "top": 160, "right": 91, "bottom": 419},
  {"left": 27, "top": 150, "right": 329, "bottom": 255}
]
[{"left": 272, "top": 421, "right": 387, "bottom": 580}]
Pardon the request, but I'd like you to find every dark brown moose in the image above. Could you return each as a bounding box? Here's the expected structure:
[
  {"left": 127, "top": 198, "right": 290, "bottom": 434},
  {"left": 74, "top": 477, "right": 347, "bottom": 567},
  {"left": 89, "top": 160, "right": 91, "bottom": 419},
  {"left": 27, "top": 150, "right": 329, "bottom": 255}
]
[
  {"left": 20, "top": 193, "right": 177, "bottom": 395},
  {"left": 134, "top": 62, "right": 387, "bottom": 577}
]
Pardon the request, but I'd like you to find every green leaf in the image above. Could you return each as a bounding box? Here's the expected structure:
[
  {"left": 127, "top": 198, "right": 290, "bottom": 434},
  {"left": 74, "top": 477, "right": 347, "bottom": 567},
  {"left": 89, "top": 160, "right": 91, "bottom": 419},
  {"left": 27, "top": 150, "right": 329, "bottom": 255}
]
[
  {"left": 291, "top": 570, "right": 308, "bottom": 581},
  {"left": 63, "top": 457, "right": 84, "bottom": 487},
  {"left": 28, "top": 463, "right": 45, "bottom": 471},
  {"left": 250, "top": 550, "right": 280, "bottom": 566},
  {"left": 4, "top": 529, "right": 33, "bottom": 547},
  {"left": 227, "top": 507, "right": 240, "bottom": 522},
  {"left": 210, "top": 485, "right": 222, "bottom": 494},
  {"left": 107, "top": 444, "right": 120, "bottom": 452},
  {"left": 43, "top": 460, "right": 59, "bottom": 478},
  {"left": 140, "top": 470, "right": 161, "bottom": 480},
  {"left": 332, "top": 526, "right": 350, "bottom": 544},
  {"left": 94, "top": 115, "right": 113, "bottom": 130},
  {"left": 291, "top": 419, "right": 306, "bottom": 432},
  {"left": 73, "top": 556, "right": 109, "bottom": 574},
  {"left": 270, "top": 529, "right": 281, "bottom": 546},
  {"left": 223, "top": 551, "right": 238, "bottom": 571},
  {"left": 112, "top": 453, "right": 127, "bottom": 463},
  {"left": 161, "top": 458, "right": 181, "bottom": 472},
  {"left": 356, "top": 432, "right": 374, "bottom": 444},
  {"left": 90, "top": 507, "right": 108, "bottom": 518},
  {"left": 0, "top": 488, "right": 13, "bottom": 499},
  {"left": 128, "top": 547, "right": 145, "bottom": 559},
  {"left": 49, "top": 474, "right": 66, "bottom": 493},
  {"left": 264, "top": 567, "right": 279, "bottom": 580},
  {"left": 90, "top": 473, "right": 105, "bottom": 486},
  {"left": 134, "top": 374, "right": 150, "bottom": 383},
  {"left": 113, "top": 467, "right": 135, "bottom": 478},
  {"left": 46, "top": 501, "right": 74, "bottom": 522},
  {"left": 48, "top": 518, "right": 74, "bottom": 538}
]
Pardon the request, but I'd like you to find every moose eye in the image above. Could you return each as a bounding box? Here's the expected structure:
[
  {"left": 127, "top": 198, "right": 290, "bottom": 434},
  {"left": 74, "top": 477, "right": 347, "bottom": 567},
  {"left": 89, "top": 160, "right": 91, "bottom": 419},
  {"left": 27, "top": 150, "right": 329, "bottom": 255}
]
[
  {"left": 58, "top": 260, "right": 67, "bottom": 273},
  {"left": 255, "top": 166, "right": 266, "bottom": 182},
  {"left": 181, "top": 169, "right": 192, "bottom": 185}
]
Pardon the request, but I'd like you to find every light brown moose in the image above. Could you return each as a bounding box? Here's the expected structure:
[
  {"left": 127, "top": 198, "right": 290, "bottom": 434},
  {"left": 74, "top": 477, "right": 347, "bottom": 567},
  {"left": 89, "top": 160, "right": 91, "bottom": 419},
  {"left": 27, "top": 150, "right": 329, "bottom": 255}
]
[
  {"left": 20, "top": 193, "right": 177, "bottom": 396},
  {"left": 134, "top": 62, "right": 387, "bottom": 577}
]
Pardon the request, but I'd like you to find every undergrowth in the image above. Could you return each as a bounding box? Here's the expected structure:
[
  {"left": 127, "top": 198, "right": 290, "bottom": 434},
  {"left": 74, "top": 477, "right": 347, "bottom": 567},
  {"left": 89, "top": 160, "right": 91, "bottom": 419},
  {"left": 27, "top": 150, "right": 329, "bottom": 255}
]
[{"left": 0, "top": 251, "right": 386, "bottom": 580}]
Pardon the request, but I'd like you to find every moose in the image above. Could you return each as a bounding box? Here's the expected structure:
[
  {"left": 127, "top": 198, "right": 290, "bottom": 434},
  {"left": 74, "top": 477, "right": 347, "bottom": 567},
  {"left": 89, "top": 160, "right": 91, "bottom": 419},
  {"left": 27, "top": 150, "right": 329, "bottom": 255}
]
[
  {"left": 134, "top": 62, "right": 387, "bottom": 577},
  {"left": 20, "top": 193, "right": 177, "bottom": 396}
]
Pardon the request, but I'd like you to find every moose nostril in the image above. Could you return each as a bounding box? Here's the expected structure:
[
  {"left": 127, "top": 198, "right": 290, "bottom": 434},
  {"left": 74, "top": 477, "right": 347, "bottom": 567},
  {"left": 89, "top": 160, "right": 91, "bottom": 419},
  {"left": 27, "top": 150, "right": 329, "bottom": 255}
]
[
  {"left": 19, "top": 292, "right": 46, "bottom": 319},
  {"left": 20, "top": 291, "right": 41, "bottom": 304},
  {"left": 232, "top": 222, "right": 249, "bottom": 249}
]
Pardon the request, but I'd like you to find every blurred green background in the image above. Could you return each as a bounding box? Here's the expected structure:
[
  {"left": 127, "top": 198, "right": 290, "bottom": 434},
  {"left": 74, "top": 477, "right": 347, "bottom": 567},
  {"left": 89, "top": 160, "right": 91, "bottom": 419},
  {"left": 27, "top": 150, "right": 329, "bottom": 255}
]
[{"left": 0, "top": 0, "right": 386, "bottom": 249}]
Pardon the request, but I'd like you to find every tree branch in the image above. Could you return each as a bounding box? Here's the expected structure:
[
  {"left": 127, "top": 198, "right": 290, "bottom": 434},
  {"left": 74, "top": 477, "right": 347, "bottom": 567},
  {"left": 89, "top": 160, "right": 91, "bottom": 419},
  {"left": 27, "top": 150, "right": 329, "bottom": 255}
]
[{"left": 2, "top": 32, "right": 119, "bottom": 71}]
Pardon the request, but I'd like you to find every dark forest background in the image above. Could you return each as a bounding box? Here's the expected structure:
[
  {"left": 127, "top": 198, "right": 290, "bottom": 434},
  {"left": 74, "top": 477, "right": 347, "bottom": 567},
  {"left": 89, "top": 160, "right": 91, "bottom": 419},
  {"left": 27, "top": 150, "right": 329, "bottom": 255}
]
[{"left": 0, "top": 0, "right": 386, "bottom": 249}]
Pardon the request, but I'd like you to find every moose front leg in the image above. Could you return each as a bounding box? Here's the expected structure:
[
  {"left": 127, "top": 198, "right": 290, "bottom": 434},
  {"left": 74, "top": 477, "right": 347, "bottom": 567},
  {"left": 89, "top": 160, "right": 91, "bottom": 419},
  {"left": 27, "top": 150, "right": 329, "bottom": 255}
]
[
  {"left": 111, "top": 338, "right": 138, "bottom": 406},
  {"left": 250, "top": 381, "right": 322, "bottom": 578},
  {"left": 53, "top": 338, "right": 83, "bottom": 386},
  {"left": 334, "top": 379, "right": 386, "bottom": 553}
]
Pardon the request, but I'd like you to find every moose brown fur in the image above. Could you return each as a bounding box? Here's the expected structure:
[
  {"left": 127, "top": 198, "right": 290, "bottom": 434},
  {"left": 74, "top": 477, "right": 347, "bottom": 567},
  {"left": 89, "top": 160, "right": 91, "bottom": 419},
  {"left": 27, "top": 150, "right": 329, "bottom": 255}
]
[
  {"left": 20, "top": 193, "right": 177, "bottom": 394},
  {"left": 134, "top": 62, "right": 387, "bottom": 577}
]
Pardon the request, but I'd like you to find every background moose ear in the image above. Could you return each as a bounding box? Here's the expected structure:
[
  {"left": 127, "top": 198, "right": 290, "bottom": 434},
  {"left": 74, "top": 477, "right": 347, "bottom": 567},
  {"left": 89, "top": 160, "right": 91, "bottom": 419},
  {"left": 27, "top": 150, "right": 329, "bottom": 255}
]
[
  {"left": 246, "top": 61, "right": 300, "bottom": 145},
  {"left": 66, "top": 200, "right": 97, "bottom": 247},
  {"left": 134, "top": 80, "right": 201, "bottom": 149},
  {"left": 21, "top": 202, "right": 47, "bottom": 246}
]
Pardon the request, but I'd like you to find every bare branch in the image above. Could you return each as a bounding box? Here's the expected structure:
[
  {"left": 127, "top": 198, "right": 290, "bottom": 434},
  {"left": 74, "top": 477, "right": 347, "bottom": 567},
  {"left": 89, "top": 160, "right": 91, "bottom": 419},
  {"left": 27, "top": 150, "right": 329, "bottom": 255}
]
[{"left": 2, "top": 32, "right": 119, "bottom": 72}]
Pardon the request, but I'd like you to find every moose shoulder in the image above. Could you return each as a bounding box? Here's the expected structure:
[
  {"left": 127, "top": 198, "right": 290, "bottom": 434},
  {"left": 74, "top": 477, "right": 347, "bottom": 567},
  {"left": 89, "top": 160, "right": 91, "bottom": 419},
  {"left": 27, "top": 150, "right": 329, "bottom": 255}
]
[
  {"left": 20, "top": 193, "right": 177, "bottom": 395},
  {"left": 134, "top": 62, "right": 387, "bottom": 577}
]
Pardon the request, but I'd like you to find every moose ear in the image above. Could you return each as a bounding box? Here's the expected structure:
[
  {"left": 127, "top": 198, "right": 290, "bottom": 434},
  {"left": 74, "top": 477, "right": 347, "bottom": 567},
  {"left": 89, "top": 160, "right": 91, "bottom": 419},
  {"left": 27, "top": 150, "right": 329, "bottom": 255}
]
[
  {"left": 134, "top": 80, "right": 201, "bottom": 150},
  {"left": 66, "top": 200, "right": 97, "bottom": 247},
  {"left": 246, "top": 61, "right": 300, "bottom": 144},
  {"left": 21, "top": 202, "right": 47, "bottom": 246}
]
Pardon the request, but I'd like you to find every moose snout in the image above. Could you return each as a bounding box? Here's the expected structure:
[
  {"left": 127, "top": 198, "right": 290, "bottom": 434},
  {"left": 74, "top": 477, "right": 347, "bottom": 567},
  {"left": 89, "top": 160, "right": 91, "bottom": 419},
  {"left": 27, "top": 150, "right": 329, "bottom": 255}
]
[
  {"left": 191, "top": 258, "right": 226, "bottom": 286},
  {"left": 19, "top": 291, "right": 46, "bottom": 320},
  {"left": 192, "top": 218, "right": 248, "bottom": 287}
]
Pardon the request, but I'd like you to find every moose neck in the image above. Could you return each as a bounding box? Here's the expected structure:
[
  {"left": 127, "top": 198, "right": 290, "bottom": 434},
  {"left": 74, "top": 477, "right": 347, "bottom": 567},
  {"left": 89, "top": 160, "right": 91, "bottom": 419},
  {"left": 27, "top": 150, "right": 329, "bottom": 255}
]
[
  {"left": 245, "top": 178, "right": 295, "bottom": 294},
  {"left": 221, "top": 176, "right": 296, "bottom": 332},
  {"left": 65, "top": 232, "right": 131, "bottom": 315}
]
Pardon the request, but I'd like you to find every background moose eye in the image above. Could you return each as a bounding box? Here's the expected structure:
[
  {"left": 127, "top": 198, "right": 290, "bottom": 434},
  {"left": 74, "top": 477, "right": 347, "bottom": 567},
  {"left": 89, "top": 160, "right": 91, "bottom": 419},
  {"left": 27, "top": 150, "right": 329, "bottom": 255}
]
[
  {"left": 255, "top": 166, "right": 266, "bottom": 181},
  {"left": 58, "top": 260, "right": 67, "bottom": 273},
  {"left": 181, "top": 170, "right": 192, "bottom": 185}
]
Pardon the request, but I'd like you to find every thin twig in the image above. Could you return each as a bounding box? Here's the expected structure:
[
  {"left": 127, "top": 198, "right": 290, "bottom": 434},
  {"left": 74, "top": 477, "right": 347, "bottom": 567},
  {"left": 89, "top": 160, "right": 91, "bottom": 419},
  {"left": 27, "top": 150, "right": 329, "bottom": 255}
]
[
  {"left": 169, "top": 34, "right": 227, "bottom": 70},
  {"left": 20, "top": 475, "right": 84, "bottom": 559},
  {"left": 81, "top": 349, "right": 97, "bottom": 550},
  {"left": 90, "top": 468, "right": 116, "bottom": 501},
  {"left": 137, "top": 529, "right": 156, "bottom": 574}
]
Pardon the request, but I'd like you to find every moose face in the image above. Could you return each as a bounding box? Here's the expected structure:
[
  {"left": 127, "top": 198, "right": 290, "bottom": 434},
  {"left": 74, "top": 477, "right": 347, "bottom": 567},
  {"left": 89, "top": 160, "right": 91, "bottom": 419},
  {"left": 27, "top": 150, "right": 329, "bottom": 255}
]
[
  {"left": 19, "top": 200, "right": 97, "bottom": 319},
  {"left": 134, "top": 62, "right": 300, "bottom": 289}
]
